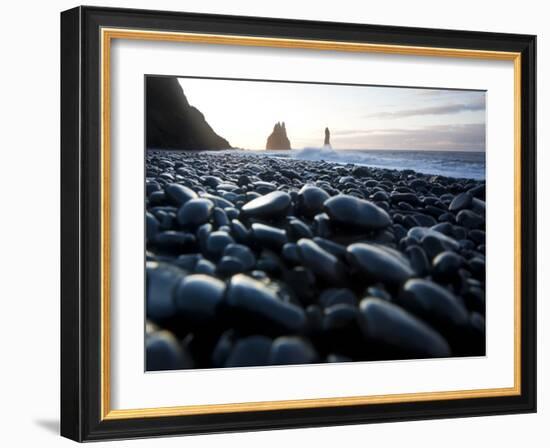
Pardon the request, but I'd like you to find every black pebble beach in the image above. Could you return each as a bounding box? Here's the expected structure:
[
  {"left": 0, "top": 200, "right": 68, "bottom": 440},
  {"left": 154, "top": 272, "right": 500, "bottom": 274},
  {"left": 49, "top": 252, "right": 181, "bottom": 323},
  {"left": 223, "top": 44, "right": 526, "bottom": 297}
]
[{"left": 145, "top": 150, "right": 486, "bottom": 371}]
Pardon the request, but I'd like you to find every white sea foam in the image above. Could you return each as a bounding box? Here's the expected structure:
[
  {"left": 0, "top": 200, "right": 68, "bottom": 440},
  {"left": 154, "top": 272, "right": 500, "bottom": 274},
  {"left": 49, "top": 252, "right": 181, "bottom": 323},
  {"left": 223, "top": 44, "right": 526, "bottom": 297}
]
[{"left": 256, "top": 147, "right": 486, "bottom": 180}]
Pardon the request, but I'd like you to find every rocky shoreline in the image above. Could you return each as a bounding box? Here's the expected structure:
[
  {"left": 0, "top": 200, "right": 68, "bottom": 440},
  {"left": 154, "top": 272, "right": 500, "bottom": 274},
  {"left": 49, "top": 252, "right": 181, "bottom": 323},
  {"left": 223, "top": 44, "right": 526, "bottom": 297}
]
[{"left": 145, "top": 150, "right": 486, "bottom": 371}]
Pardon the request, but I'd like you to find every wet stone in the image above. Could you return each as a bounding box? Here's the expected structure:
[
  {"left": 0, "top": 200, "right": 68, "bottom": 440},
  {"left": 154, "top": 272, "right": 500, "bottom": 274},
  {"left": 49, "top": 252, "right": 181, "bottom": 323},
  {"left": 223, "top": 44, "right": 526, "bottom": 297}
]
[
  {"left": 194, "top": 258, "right": 216, "bottom": 275},
  {"left": 213, "top": 207, "right": 229, "bottom": 227},
  {"left": 421, "top": 235, "right": 449, "bottom": 261},
  {"left": 202, "top": 175, "right": 223, "bottom": 188},
  {"left": 312, "top": 213, "right": 332, "bottom": 238},
  {"left": 358, "top": 298, "right": 451, "bottom": 358},
  {"left": 146, "top": 212, "right": 159, "bottom": 242},
  {"left": 230, "top": 219, "right": 250, "bottom": 244},
  {"left": 456, "top": 210, "right": 484, "bottom": 229},
  {"left": 251, "top": 223, "right": 288, "bottom": 249},
  {"left": 365, "top": 286, "right": 392, "bottom": 302},
  {"left": 319, "top": 288, "right": 357, "bottom": 308},
  {"left": 323, "top": 304, "right": 358, "bottom": 332},
  {"left": 468, "top": 257, "right": 486, "bottom": 280},
  {"left": 432, "top": 251, "right": 464, "bottom": 283},
  {"left": 408, "top": 227, "right": 460, "bottom": 252},
  {"left": 226, "top": 274, "right": 306, "bottom": 333},
  {"left": 201, "top": 193, "right": 234, "bottom": 209},
  {"left": 146, "top": 180, "right": 161, "bottom": 196},
  {"left": 175, "top": 254, "right": 200, "bottom": 271},
  {"left": 352, "top": 165, "right": 372, "bottom": 177},
  {"left": 297, "top": 185, "right": 330, "bottom": 217},
  {"left": 468, "top": 229, "right": 486, "bottom": 244},
  {"left": 449, "top": 192, "right": 472, "bottom": 212},
  {"left": 438, "top": 212, "right": 455, "bottom": 223},
  {"left": 250, "top": 270, "right": 268, "bottom": 281},
  {"left": 400, "top": 279, "right": 469, "bottom": 331},
  {"left": 224, "top": 335, "right": 273, "bottom": 367},
  {"left": 297, "top": 238, "right": 347, "bottom": 285},
  {"left": 468, "top": 184, "right": 485, "bottom": 200},
  {"left": 268, "top": 337, "right": 318, "bottom": 365},
  {"left": 391, "top": 192, "right": 420, "bottom": 205},
  {"left": 305, "top": 304, "right": 323, "bottom": 332},
  {"left": 146, "top": 262, "right": 183, "bottom": 321},
  {"left": 217, "top": 256, "right": 245, "bottom": 276},
  {"left": 237, "top": 174, "right": 251, "bottom": 186},
  {"left": 470, "top": 312, "right": 485, "bottom": 336},
  {"left": 347, "top": 243, "right": 414, "bottom": 287},
  {"left": 245, "top": 191, "right": 261, "bottom": 202},
  {"left": 196, "top": 223, "right": 212, "bottom": 252},
  {"left": 252, "top": 181, "right": 277, "bottom": 194},
  {"left": 393, "top": 223, "right": 408, "bottom": 242},
  {"left": 403, "top": 215, "right": 419, "bottom": 228},
  {"left": 149, "top": 190, "right": 166, "bottom": 205},
  {"left": 287, "top": 218, "right": 314, "bottom": 240},
  {"left": 284, "top": 266, "right": 316, "bottom": 304},
  {"left": 177, "top": 198, "right": 214, "bottom": 227},
  {"left": 256, "top": 250, "right": 284, "bottom": 276},
  {"left": 282, "top": 242, "right": 301, "bottom": 264},
  {"left": 165, "top": 183, "right": 198, "bottom": 206},
  {"left": 372, "top": 190, "right": 390, "bottom": 202},
  {"left": 406, "top": 245, "right": 431, "bottom": 276},
  {"left": 424, "top": 205, "right": 446, "bottom": 219},
  {"left": 464, "top": 286, "right": 485, "bottom": 314},
  {"left": 412, "top": 213, "right": 437, "bottom": 227},
  {"left": 242, "top": 191, "right": 291, "bottom": 218},
  {"left": 225, "top": 207, "right": 240, "bottom": 220},
  {"left": 313, "top": 237, "right": 347, "bottom": 259},
  {"left": 174, "top": 274, "right": 226, "bottom": 323},
  {"left": 210, "top": 330, "right": 235, "bottom": 367},
  {"left": 154, "top": 231, "right": 196, "bottom": 253},
  {"left": 324, "top": 194, "right": 392, "bottom": 230},
  {"left": 452, "top": 226, "right": 468, "bottom": 240},
  {"left": 471, "top": 198, "right": 486, "bottom": 216},
  {"left": 217, "top": 183, "right": 240, "bottom": 192},
  {"left": 206, "top": 231, "right": 234, "bottom": 258},
  {"left": 146, "top": 330, "right": 194, "bottom": 371},
  {"left": 398, "top": 201, "right": 415, "bottom": 211},
  {"left": 223, "top": 243, "right": 256, "bottom": 270},
  {"left": 458, "top": 240, "right": 476, "bottom": 254}
]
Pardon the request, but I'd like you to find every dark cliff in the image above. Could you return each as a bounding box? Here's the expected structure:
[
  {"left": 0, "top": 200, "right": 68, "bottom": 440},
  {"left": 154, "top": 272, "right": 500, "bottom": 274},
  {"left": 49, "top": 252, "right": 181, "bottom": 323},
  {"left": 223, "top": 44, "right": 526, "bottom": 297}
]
[
  {"left": 266, "top": 122, "right": 291, "bottom": 150},
  {"left": 146, "top": 77, "right": 231, "bottom": 150}
]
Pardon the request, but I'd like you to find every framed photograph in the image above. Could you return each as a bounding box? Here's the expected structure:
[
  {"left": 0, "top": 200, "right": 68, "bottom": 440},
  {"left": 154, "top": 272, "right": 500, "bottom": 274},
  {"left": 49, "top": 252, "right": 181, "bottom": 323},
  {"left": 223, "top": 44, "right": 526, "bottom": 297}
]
[{"left": 60, "top": 6, "right": 536, "bottom": 441}]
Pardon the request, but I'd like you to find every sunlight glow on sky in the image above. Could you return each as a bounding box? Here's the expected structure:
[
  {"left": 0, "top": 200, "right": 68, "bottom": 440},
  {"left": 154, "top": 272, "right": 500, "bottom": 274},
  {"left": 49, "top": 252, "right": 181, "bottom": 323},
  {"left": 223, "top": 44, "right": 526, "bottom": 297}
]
[{"left": 177, "top": 77, "right": 486, "bottom": 151}]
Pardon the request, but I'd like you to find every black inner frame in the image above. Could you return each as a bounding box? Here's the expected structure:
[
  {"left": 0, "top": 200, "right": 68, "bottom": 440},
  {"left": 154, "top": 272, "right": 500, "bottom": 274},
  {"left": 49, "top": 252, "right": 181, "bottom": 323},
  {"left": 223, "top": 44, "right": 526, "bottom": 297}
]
[{"left": 61, "top": 6, "right": 536, "bottom": 442}]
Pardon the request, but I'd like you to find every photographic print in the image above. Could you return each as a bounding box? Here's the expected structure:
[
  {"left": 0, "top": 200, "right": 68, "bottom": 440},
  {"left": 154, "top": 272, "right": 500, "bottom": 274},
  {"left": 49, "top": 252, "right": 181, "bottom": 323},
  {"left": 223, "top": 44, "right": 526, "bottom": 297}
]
[
  {"left": 61, "top": 7, "right": 536, "bottom": 440},
  {"left": 145, "top": 76, "right": 486, "bottom": 371}
]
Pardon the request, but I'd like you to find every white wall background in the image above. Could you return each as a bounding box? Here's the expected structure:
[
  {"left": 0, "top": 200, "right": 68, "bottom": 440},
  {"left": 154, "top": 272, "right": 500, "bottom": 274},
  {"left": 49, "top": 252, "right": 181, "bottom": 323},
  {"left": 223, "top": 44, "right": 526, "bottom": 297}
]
[{"left": 0, "top": 0, "right": 546, "bottom": 445}]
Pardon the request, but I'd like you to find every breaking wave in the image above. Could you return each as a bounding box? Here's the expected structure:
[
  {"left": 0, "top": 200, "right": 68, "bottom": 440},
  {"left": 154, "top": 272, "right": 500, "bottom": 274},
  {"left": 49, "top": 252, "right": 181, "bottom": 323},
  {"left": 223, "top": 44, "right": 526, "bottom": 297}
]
[{"left": 261, "top": 147, "right": 486, "bottom": 180}]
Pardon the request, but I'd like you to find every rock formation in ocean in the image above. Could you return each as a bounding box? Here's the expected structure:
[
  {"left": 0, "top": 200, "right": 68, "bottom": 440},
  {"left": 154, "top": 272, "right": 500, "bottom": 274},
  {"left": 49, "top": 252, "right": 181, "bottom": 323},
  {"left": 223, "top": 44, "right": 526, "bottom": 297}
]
[
  {"left": 324, "top": 127, "right": 331, "bottom": 148},
  {"left": 266, "top": 122, "right": 291, "bottom": 150},
  {"left": 146, "top": 77, "right": 231, "bottom": 150}
]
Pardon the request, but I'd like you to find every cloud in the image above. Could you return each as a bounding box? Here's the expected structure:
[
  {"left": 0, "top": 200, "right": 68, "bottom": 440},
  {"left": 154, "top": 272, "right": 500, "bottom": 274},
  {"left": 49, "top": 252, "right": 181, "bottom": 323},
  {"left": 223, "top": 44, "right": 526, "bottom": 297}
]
[
  {"left": 365, "top": 97, "right": 486, "bottom": 119},
  {"left": 332, "top": 123, "right": 485, "bottom": 151}
]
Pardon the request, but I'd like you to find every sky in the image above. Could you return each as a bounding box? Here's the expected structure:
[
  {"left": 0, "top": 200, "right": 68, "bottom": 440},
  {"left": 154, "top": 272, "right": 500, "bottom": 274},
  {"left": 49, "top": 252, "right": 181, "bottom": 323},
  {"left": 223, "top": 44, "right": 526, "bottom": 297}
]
[{"left": 177, "top": 77, "right": 486, "bottom": 151}]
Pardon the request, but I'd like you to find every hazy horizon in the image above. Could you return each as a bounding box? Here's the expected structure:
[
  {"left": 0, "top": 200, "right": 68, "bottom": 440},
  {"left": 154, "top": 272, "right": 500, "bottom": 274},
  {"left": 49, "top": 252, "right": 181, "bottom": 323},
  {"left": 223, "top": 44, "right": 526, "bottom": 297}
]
[{"left": 177, "top": 77, "right": 486, "bottom": 152}]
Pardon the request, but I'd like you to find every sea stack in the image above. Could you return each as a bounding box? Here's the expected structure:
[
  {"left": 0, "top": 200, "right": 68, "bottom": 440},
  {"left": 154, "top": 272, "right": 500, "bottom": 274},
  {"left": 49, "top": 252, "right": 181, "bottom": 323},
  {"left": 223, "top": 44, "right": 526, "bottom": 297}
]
[
  {"left": 324, "top": 127, "right": 331, "bottom": 148},
  {"left": 146, "top": 77, "right": 231, "bottom": 150},
  {"left": 266, "top": 122, "right": 291, "bottom": 150}
]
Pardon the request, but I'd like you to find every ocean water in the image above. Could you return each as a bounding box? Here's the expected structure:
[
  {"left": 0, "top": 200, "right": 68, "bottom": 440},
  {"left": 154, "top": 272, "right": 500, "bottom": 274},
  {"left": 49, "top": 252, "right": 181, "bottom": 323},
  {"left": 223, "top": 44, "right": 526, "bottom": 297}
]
[{"left": 226, "top": 148, "right": 486, "bottom": 180}]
